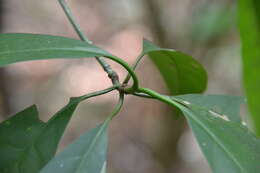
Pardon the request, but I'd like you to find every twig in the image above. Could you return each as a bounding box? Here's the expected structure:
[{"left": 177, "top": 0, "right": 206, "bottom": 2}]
[
  {"left": 107, "top": 91, "right": 124, "bottom": 120},
  {"left": 132, "top": 92, "right": 155, "bottom": 99},
  {"left": 123, "top": 54, "right": 144, "bottom": 85},
  {"left": 0, "top": 0, "right": 11, "bottom": 118},
  {"left": 58, "top": 0, "right": 120, "bottom": 86},
  {"left": 75, "top": 85, "right": 119, "bottom": 101},
  {"left": 0, "top": 69, "right": 10, "bottom": 117}
]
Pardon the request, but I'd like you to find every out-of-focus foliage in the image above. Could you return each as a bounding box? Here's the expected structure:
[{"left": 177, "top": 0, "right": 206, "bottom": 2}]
[
  {"left": 239, "top": 0, "right": 260, "bottom": 135},
  {"left": 191, "top": 3, "right": 236, "bottom": 42}
]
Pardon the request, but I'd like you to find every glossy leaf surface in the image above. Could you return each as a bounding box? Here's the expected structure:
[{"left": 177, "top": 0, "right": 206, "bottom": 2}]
[
  {"left": 142, "top": 39, "right": 207, "bottom": 95},
  {"left": 239, "top": 0, "right": 260, "bottom": 135}
]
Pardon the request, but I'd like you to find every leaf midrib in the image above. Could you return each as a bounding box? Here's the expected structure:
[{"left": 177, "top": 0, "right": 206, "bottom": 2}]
[
  {"left": 171, "top": 98, "right": 246, "bottom": 172},
  {"left": 0, "top": 47, "right": 104, "bottom": 56},
  {"left": 74, "top": 122, "right": 108, "bottom": 173}
]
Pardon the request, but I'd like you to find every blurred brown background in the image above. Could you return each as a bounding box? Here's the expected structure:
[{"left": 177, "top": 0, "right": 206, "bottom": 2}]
[{"left": 0, "top": 0, "right": 241, "bottom": 172}]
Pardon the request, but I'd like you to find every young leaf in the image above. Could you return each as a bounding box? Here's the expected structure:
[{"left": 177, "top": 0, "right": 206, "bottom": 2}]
[
  {"left": 0, "top": 97, "right": 82, "bottom": 173},
  {"left": 0, "top": 33, "right": 114, "bottom": 67},
  {"left": 142, "top": 39, "right": 207, "bottom": 95},
  {"left": 239, "top": 0, "right": 260, "bottom": 135},
  {"left": 171, "top": 95, "right": 260, "bottom": 172},
  {"left": 40, "top": 121, "right": 109, "bottom": 173}
]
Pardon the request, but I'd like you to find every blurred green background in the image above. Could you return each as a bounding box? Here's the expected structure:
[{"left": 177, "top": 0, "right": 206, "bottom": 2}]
[{"left": 0, "top": 0, "right": 241, "bottom": 172}]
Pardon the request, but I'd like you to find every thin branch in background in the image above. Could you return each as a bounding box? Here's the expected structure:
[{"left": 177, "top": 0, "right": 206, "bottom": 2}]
[
  {"left": 58, "top": 0, "right": 120, "bottom": 87},
  {"left": 143, "top": 0, "right": 168, "bottom": 47},
  {"left": 0, "top": 69, "right": 10, "bottom": 117},
  {"left": 0, "top": 0, "right": 11, "bottom": 118},
  {"left": 142, "top": 0, "right": 187, "bottom": 171}
]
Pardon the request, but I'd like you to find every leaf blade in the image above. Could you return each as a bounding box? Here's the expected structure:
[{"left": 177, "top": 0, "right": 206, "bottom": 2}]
[
  {"left": 170, "top": 95, "right": 260, "bottom": 172},
  {"left": 0, "top": 97, "right": 81, "bottom": 173},
  {"left": 40, "top": 121, "right": 109, "bottom": 173},
  {"left": 142, "top": 39, "right": 207, "bottom": 95},
  {"left": 0, "top": 33, "right": 114, "bottom": 67},
  {"left": 0, "top": 105, "right": 44, "bottom": 173},
  {"left": 175, "top": 94, "right": 245, "bottom": 123}
]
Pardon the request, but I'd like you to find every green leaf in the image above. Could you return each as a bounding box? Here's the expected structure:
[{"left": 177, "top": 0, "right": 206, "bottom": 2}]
[
  {"left": 174, "top": 95, "right": 245, "bottom": 123},
  {"left": 0, "top": 105, "right": 45, "bottom": 173},
  {"left": 142, "top": 39, "right": 207, "bottom": 95},
  {"left": 239, "top": 0, "right": 260, "bottom": 135},
  {"left": 171, "top": 95, "right": 260, "bottom": 173},
  {"left": 40, "top": 121, "right": 109, "bottom": 173},
  {"left": 0, "top": 33, "right": 114, "bottom": 67},
  {"left": 0, "top": 96, "right": 84, "bottom": 173}
]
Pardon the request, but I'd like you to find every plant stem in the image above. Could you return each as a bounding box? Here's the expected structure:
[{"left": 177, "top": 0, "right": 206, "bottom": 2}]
[
  {"left": 73, "top": 87, "right": 124, "bottom": 122},
  {"left": 58, "top": 0, "right": 91, "bottom": 44},
  {"left": 132, "top": 92, "right": 155, "bottom": 99},
  {"left": 98, "top": 55, "right": 139, "bottom": 93},
  {"left": 138, "top": 88, "right": 193, "bottom": 114},
  {"left": 107, "top": 91, "right": 124, "bottom": 120},
  {"left": 73, "top": 85, "right": 119, "bottom": 102},
  {"left": 137, "top": 87, "right": 182, "bottom": 108},
  {"left": 58, "top": 0, "right": 120, "bottom": 86},
  {"left": 123, "top": 54, "right": 144, "bottom": 85}
]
